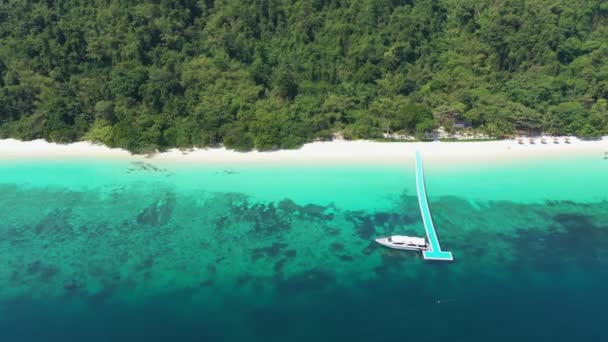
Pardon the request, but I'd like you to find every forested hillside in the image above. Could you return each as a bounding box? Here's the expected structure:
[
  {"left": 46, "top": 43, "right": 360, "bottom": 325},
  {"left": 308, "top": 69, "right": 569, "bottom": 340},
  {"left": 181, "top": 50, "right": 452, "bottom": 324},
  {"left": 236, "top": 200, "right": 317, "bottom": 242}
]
[{"left": 1, "top": 0, "right": 607, "bottom": 152}]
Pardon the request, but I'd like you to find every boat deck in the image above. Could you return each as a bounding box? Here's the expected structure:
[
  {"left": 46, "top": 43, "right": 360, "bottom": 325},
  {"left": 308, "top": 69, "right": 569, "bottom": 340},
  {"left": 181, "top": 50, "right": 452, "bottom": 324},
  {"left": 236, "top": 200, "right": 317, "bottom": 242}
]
[{"left": 415, "top": 151, "right": 454, "bottom": 261}]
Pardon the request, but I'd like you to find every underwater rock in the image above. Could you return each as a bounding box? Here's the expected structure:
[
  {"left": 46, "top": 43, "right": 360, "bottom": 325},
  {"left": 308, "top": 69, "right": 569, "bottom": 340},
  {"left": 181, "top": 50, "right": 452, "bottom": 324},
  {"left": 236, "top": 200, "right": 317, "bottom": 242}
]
[
  {"left": 252, "top": 242, "right": 288, "bottom": 261},
  {"left": 136, "top": 193, "right": 176, "bottom": 226},
  {"left": 63, "top": 283, "right": 79, "bottom": 292},
  {"left": 330, "top": 242, "right": 344, "bottom": 252},
  {"left": 276, "top": 269, "right": 334, "bottom": 295}
]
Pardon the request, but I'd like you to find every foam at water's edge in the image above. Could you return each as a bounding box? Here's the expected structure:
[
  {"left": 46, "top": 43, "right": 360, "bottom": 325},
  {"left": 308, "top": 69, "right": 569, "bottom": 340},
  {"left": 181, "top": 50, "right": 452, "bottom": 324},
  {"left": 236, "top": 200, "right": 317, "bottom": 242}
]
[{"left": 1, "top": 138, "right": 607, "bottom": 167}]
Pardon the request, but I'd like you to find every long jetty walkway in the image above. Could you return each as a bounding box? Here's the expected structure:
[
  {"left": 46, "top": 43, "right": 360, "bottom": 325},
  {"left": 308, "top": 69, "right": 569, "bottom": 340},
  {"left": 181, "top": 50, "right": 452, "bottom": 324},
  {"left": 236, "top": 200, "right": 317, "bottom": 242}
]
[{"left": 415, "top": 151, "right": 454, "bottom": 261}]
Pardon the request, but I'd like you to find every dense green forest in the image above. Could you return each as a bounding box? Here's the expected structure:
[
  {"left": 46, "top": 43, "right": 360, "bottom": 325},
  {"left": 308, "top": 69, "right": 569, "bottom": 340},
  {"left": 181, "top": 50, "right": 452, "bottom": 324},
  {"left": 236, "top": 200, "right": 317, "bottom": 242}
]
[{"left": 1, "top": 0, "right": 607, "bottom": 152}]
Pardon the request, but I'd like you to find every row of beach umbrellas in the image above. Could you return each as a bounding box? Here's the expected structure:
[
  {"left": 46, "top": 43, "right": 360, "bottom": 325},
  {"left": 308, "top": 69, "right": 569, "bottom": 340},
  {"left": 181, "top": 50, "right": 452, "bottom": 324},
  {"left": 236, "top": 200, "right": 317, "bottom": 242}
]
[{"left": 516, "top": 137, "right": 571, "bottom": 144}]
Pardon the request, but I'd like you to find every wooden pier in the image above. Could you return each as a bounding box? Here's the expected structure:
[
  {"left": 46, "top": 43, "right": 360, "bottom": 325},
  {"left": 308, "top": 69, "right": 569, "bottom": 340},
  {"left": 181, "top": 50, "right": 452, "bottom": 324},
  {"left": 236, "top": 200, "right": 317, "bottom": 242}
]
[{"left": 415, "top": 151, "right": 454, "bottom": 261}]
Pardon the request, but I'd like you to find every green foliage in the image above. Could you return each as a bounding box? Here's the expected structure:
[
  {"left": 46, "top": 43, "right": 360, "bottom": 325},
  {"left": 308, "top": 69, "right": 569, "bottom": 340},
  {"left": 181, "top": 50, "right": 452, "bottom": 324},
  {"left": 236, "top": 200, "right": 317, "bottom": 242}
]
[{"left": 1, "top": 0, "right": 607, "bottom": 152}]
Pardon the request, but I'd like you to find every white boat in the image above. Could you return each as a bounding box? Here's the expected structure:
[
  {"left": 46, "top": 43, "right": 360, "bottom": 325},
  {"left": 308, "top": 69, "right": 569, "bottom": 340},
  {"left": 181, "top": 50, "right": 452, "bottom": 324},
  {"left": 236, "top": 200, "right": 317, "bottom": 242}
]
[{"left": 375, "top": 235, "right": 428, "bottom": 251}]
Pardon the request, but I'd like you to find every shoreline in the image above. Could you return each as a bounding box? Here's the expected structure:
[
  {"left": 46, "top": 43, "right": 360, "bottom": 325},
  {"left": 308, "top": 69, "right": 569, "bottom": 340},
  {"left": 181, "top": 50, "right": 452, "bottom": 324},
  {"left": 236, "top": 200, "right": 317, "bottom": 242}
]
[{"left": 0, "top": 137, "right": 607, "bottom": 166}]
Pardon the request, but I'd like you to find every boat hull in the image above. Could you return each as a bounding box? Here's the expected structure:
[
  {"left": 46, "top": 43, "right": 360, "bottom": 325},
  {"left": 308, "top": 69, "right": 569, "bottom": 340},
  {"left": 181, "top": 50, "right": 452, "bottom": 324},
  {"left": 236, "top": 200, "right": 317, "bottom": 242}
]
[{"left": 375, "top": 236, "right": 427, "bottom": 251}]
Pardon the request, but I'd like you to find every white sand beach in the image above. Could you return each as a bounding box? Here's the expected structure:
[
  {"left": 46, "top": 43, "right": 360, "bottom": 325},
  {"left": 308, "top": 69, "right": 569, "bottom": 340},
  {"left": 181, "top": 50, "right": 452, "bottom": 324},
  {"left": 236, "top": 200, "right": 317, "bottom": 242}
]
[{"left": 0, "top": 137, "right": 607, "bottom": 166}]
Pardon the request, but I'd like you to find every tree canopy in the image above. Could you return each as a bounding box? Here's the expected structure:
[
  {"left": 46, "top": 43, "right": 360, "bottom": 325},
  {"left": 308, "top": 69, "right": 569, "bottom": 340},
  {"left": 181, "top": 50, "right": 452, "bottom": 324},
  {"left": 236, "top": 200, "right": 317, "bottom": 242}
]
[{"left": 1, "top": 0, "right": 607, "bottom": 152}]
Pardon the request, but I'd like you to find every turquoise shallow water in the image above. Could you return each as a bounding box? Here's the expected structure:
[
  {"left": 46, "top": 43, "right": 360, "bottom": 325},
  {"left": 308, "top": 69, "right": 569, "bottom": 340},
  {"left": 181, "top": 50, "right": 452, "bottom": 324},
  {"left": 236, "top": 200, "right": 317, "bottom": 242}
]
[{"left": 1, "top": 156, "right": 607, "bottom": 341}]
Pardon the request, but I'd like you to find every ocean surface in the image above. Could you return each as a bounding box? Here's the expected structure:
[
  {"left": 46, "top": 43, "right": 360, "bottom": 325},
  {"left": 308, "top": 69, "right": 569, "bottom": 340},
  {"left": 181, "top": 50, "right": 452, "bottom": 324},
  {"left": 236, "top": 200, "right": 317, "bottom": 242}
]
[{"left": 1, "top": 155, "right": 607, "bottom": 341}]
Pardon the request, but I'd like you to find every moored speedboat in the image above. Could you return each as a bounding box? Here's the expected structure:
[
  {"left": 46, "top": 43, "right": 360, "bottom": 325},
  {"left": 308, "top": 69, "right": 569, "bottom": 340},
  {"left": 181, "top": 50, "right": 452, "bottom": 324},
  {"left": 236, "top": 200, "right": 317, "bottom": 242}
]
[{"left": 375, "top": 235, "right": 428, "bottom": 251}]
